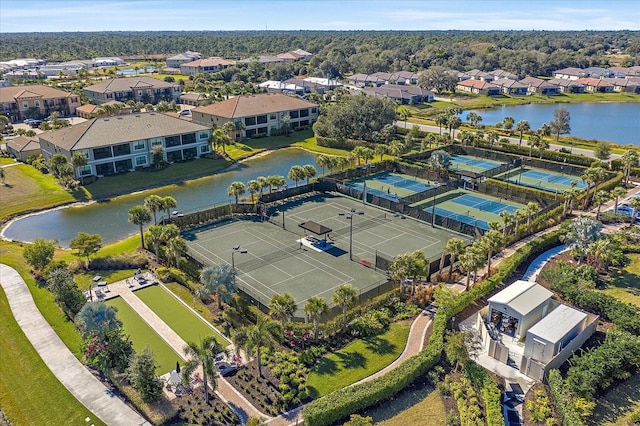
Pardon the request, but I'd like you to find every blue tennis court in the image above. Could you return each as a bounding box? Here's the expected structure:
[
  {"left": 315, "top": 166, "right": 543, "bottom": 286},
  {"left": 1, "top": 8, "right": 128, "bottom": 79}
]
[
  {"left": 450, "top": 155, "right": 504, "bottom": 172},
  {"left": 372, "top": 173, "right": 436, "bottom": 193},
  {"left": 347, "top": 172, "right": 437, "bottom": 201},
  {"left": 519, "top": 169, "right": 586, "bottom": 188},
  {"left": 432, "top": 206, "right": 490, "bottom": 230},
  {"left": 450, "top": 193, "right": 519, "bottom": 215},
  {"left": 497, "top": 167, "right": 587, "bottom": 193},
  {"left": 345, "top": 182, "right": 399, "bottom": 202}
]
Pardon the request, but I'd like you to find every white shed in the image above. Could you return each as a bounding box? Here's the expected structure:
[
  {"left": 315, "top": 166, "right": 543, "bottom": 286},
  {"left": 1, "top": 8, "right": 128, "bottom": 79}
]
[
  {"left": 524, "top": 304, "right": 588, "bottom": 364},
  {"left": 487, "top": 280, "right": 552, "bottom": 339}
]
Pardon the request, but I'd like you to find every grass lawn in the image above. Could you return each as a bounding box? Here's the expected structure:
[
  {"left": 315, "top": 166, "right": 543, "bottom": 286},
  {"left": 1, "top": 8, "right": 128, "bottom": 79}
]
[
  {"left": 0, "top": 287, "right": 105, "bottom": 426},
  {"left": 164, "top": 282, "right": 216, "bottom": 323},
  {"left": 306, "top": 322, "right": 411, "bottom": 398},
  {"left": 376, "top": 388, "right": 446, "bottom": 426},
  {"left": 134, "top": 285, "right": 228, "bottom": 347},
  {"left": 0, "top": 163, "right": 85, "bottom": 221},
  {"left": 590, "top": 371, "right": 640, "bottom": 426},
  {"left": 106, "top": 296, "right": 181, "bottom": 374},
  {"left": 602, "top": 253, "right": 640, "bottom": 308}
]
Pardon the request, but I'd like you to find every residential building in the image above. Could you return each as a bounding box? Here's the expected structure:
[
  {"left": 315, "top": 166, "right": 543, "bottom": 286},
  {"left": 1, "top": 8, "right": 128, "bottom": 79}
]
[
  {"left": 180, "top": 92, "right": 211, "bottom": 107},
  {"left": 490, "top": 69, "right": 519, "bottom": 80},
  {"left": 75, "top": 101, "right": 133, "bottom": 119},
  {"left": 346, "top": 73, "right": 386, "bottom": 87},
  {"left": 605, "top": 77, "right": 640, "bottom": 93},
  {"left": 2, "top": 70, "right": 45, "bottom": 81},
  {"left": 552, "top": 67, "right": 585, "bottom": 80},
  {"left": 38, "top": 62, "right": 87, "bottom": 77},
  {"left": 548, "top": 79, "right": 585, "bottom": 93},
  {"left": 575, "top": 77, "right": 614, "bottom": 93},
  {"left": 239, "top": 56, "right": 285, "bottom": 64},
  {"left": 93, "top": 57, "right": 125, "bottom": 67},
  {"left": 276, "top": 52, "right": 305, "bottom": 62},
  {"left": 463, "top": 69, "right": 495, "bottom": 82},
  {"left": 259, "top": 80, "right": 305, "bottom": 96},
  {"left": 474, "top": 280, "right": 597, "bottom": 381},
  {"left": 492, "top": 78, "right": 528, "bottom": 95},
  {"left": 456, "top": 79, "right": 501, "bottom": 96},
  {"left": 291, "top": 49, "right": 313, "bottom": 58},
  {"left": 583, "top": 67, "right": 617, "bottom": 79},
  {"left": 608, "top": 66, "right": 640, "bottom": 78},
  {"left": 0, "top": 84, "right": 81, "bottom": 122},
  {"left": 166, "top": 51, "right": 202, "bottom": 68},
  {"left": 368, "top": 71, "right": 419, "bottom": 86},
  {"left": 6, "top": 135, "right": 41, "bottom": 161},
  {"left": 283, "top": 77, "right": 342, "bottom": 94},
  {"left": 179, "top": 57, "right": 234, "bottom": 76},
  {"left": 83, "top": 77, "right": 181, "bottom": 105},
  {"left": 38, "top": 112, "right": 211, "bottom": 177},
  {"left": 519, "top": 77, "right": 560, "bottom": 95},
  {"left": 191, "top": 93, "right": 318, "bottom": 138},
  {"left": 360, "top": 84, "right": 434, "bottom": 104}
]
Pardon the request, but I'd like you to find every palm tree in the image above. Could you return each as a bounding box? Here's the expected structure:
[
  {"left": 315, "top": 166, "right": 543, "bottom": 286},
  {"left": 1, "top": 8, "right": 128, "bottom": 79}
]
[
  {"left": 563, "top": 187, "right": 581, "bottom": 216},
  {"left": 332, "top": 284, "right": 358, "bottom": 329},
  {"left": 161, "top": 196, "right": 177, "bottom": 223},
  {"left": 167, "top": 236, "right": 188, "bottom": 267},
  {"left": 222, "top": 121, "right": 236, "bottom": 142},
  {"left": 479, "top": 230, "right": 504, "bottom": 277},
  {"left": 200, "top": 264, "right": 236, "bottom": 310},
  {"left": 227, "top": 181, "right": 246, "bottom": 204},
  {"left": 515, "top": 120, "right": 530, "bottom": 146},
  {"left": 304, "top": 296, "right": 329, "bottom": 341},
  {"left": 257, "top": 176, "right": 269, "bottom": 195},
  {"left": 145, "top": 224, "right": 179, "bottom": 263},
  {"left": 316, "top": 155, "right": 329, "bottom": 176},
  {"left": 537, "top": 139, "right": 550, "bottom": 159},
  {"left": 182, "top": 336, "right": 226, "bottom": 404},
  {"left": 525, "top": 202, "right": 540, "bottom": 232},
  {"left": 610, "top": 186, "right": 627, "bottom": 214},
  {"left": 582, "top": 166, "right": 606, "bottom": 205},
  {"left": 233, "top": 316, "right": 280, "bottom": 377},
  {"left": 502, "top": 116, "right": 515, "bottom": 134},
  {"left": 444, "top": 238, "right": 465, "bottom": 282},
  {"left": 303, "top": 164, "right": 317, "bottom": 185},
  {"left": 351, "top": 146, "right": 366, "bottom": 166},
  {"left": 75, "top": 302, "right": 121, "bottom": 338},
  {"left": 374, "top": 144, "right": 388, "bottom": 161},
  {"left": 486, "top": 131, "right": 498, "bottom": 148},
  {"left": 269, "top": 293, "right": 297, "bottom": 331},
  {"left": 71, "top": 152, "right": 88, "bottom": 184},
  {"left": 499, "top": 211, "right": 513, "bottom": 238},
  {"left": 211, "top": 128, "right": 232, "bottom": 154},
  {"left": 434, "top": 114, "right": 447, "bottom": 136},
  {"left": 593, "top": 190, "right": 611, "bottom": 220},
  {"left": 466, "top": 112, "right": 482, "bottom": 128},
  {"left": 144, "top": 194, "right": 163, "bottom": 225},
  {"left": 458, "top": 248, "right": 477, "bottom": 291},
  {"left": 560, "top": 216, "right": 603, "bottom": 264},
  {"left": 621, "top": 149, "right": 639, "bottom": 185},
  {"left": 586, "top": 238, "right": 614, "bottom": 272},
  {"left": 128, "top": 205, "right": 151, "bottom": 248},
  {"left": 527, "top": 135, "right": 540, "bottom": 158},
  {"left": 513, "top": 209, "right": 527, "bottom": 236},
  {"left": 246, "top": 180, "right": 260, "bottom": 203},
  {"left": 288, "top": 165, "right": 305, "bottom": 187}
]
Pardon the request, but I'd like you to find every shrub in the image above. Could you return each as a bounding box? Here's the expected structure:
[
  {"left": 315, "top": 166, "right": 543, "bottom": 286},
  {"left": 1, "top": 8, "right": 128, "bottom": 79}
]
[{"left": 90, "top": 253, "right": 148, "bottom": 270}]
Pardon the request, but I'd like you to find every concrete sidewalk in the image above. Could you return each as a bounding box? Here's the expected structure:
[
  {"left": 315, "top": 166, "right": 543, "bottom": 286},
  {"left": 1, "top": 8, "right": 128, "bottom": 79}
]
[{"left": 0, "top": 264, "right": 150, "bottom": 426}]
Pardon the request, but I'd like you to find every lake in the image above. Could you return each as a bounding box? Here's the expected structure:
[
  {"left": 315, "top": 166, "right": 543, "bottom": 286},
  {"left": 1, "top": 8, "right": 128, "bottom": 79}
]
[
  {"left": 2, "top": 148, "right": 318, "bottom": 247},
  {"left": 464, "top": 102, "right": 640, "bottom": 146}
]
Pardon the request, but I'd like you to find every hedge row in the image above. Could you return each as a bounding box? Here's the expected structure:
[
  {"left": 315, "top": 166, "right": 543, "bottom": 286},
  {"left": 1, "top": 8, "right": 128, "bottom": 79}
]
[
  {"left": 547, "top": 369, "right": 586, "bottom": 426},
  {"left": 315, "top": 136, "right": 365, "bottom": 150},
  {"left": 303, "top": 228, "right": 564, "bottom": 426},
  {"left": 474, "top": 140, "right": 594, "bottom": 167}
]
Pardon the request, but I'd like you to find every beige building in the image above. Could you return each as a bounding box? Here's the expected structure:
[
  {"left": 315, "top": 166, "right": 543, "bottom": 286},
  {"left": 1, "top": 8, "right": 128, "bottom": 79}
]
[
  {"left": 191, "top": 93, "right": 318, "bottom": 138},
  {"left": 179, "top": 57, "right": 233, "bottom": 76},
  {"left": 0, "top": 84, "right": 81, "bottom": 122},
  {"left": 6, "top": 135, "right": 41, "bottom": 161},
  {"left": 83, "top": 77, "right": 181, "bottom": 105},
  {"left": 39, "top": 112, "right": 211, "bottom": 177}
]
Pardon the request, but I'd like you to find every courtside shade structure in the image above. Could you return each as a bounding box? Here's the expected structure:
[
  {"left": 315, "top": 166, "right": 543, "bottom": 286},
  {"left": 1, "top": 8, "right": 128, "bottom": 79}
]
[{"left": 298, "top": 221, "right": 333, "bottom": 241}]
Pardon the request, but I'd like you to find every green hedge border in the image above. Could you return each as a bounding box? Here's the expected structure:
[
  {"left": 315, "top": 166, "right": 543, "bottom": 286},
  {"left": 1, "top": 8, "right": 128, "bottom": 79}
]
[{"left": 303, "top": 229, "right": 564, "bottom": 426}]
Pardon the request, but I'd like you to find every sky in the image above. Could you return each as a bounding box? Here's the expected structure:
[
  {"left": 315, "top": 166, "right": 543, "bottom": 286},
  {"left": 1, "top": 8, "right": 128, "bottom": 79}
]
[{"left": 1, "top": 0, "right": 639, "bottom": 33}]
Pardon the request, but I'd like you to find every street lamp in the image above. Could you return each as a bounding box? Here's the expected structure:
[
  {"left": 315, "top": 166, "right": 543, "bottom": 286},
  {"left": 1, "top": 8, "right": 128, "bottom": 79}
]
[
  {"left": 339, "top": 208, "right": 364, "bottom": 261},
  {"left": 231, "top": 245, "right": 247, "bottom": 282}
]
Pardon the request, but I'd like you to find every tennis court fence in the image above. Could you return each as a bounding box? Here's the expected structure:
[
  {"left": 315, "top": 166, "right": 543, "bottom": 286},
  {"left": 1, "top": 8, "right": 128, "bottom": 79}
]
[{"left": 161, "top": 203, "right": 256, "bottom": 229}]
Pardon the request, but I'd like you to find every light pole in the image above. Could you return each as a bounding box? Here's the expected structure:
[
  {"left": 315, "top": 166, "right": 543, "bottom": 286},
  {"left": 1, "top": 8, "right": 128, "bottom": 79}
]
[
  {"left": 231, "top": 245, "right": 247, "bottom": 283},
  {"left": 431, "top": 183, "right": 441, "bottom": 227},
  {"left": 339, "top": 208, "right": 364, "bottom": 261}
]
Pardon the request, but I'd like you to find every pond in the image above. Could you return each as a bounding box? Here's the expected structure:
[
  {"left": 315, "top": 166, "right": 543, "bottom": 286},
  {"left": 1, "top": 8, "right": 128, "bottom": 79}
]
[
  {"left": 2, "top": 148, "right": 318, "bottom": 247},
  {"left": 463, "top": 102, "right": 640, "bottom": 146}
]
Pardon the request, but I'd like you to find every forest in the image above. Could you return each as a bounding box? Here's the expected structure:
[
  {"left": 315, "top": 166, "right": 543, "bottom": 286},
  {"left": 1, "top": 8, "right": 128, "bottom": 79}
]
[{"left": 2, "top": 30, "right": 639, "bottom": 77}]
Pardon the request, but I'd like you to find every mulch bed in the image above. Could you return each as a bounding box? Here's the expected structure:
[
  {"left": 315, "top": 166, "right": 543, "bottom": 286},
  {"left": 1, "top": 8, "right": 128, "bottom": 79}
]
[
  {"left": 521, "top": 382, "right": 560, "bottom": 426},
  {"left": 225, "top": 360, "right": 286, "bottom": 417},
  {"left": 170, "top": 386, "right": 240, "bottom": 425}
]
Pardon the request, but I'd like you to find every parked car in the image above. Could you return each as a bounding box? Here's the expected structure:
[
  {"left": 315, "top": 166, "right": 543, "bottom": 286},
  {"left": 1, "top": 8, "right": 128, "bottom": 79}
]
[{"left": 179, "top": 109, "right": 191, "bottom": 116}]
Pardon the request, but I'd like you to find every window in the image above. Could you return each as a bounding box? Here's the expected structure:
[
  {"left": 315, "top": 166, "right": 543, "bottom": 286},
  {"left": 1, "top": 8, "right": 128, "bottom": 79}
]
[
  {"left": 165, "top": 135, "right": 181, "bottom": 148},
  {"left": 244, "top": 116, "right": 256, "bottom": 126},
  {"left": 257, "top": 127, "right": 267, "bottom": 134},
  {"left": 93, "top": 147, "right": 112, "bottom": 160},
  {"left": 270, "top": 113, "right": 276, "bottom": 120},
  {"left": 35, "top": 101, "right": 40, "bottom": 108},
  {"left": 80, "top": 165, "right": 92, "bottom": 175},
  {"left": 112, "top": 143, "right": 131, "bottom": 157},
  {"left": 289, "top": 110, "right": 299, "bottom": 119},
  {"left": 311, "top": 107, "right": 317, "bottom": 114},
  {"left": 300, "top": 120, "right": 309, "bottom": 126},
  {"left": 181, "top": 133, "right": 196, "bottom": 145},
  {"left": 199, "top": 131, "right": 209, "bottom": 140},
  {"left": 135, "top": 155, "right": 147, "bottom": 166},
  {"left": 245, "top": 129, "right": 256, "bottom": 138},
  {"left": 300, "top": 109, "right": 309, "bottom": 117},
  {"left": 23, "top": 102, "right": 28, "bottom": 109},
  {"left": 200, "top": 145, "right": 210, "bottom": 153},
  {"left": 150, "top": 138, "right": 163, "bottom": 146},
  {"left": 257, "top": 115, "right": 267, "bottom": 124},
  {"left": 133, "top": 140, "right": 145, "bottom": 150}
]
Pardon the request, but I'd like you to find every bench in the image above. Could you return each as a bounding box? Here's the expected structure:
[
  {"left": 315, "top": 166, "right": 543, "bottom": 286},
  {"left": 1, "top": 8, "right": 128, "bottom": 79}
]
[{"left": 359, "top": 259, "right": 372, "bottom": 268}]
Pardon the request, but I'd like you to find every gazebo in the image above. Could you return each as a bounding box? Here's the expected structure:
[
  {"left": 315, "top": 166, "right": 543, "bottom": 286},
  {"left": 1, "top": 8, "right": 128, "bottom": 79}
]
[{"left": 298, "top": 221, "right": 333, "bottom": 248}]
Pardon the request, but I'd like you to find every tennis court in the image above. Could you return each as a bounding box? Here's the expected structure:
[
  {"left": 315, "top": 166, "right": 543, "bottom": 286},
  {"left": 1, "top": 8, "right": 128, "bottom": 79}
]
[
  {"left": 497, "top": 167, "right": 586, "bottom": 193},
  {"left": 184, "top": 193, "right": 469, "bottom": 317},
  {"left": 450, "top": 154, "right": 505, "bottom": 174},
  {"left": 411, "top": 190, "right": 526, "bottom": 231},
  {"left": 346, "top": 172, "right": 436, "bottom": 201}
]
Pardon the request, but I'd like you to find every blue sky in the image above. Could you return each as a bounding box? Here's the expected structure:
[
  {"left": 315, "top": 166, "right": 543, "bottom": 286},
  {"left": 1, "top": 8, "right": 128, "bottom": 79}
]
[{"left": 1, "top": 0, "right": 639, "bottom": 32}]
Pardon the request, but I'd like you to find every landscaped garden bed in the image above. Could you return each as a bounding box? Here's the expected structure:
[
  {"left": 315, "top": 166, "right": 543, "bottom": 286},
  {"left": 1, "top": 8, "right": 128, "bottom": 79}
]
[
  {"left": 225, "top": 360, "right": 290, "bottom": 416},
  {"left": 170, "top": 386, "right": 240, "bottom": 425}
]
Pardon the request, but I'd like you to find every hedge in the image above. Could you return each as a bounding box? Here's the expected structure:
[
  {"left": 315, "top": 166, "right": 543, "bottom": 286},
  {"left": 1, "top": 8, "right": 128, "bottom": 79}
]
[
  {"left": 303, "top": 228, "right": 564, "bottom": 426},
  {"left": 547, "top": 369, "right": 586, "bottom": 426}
]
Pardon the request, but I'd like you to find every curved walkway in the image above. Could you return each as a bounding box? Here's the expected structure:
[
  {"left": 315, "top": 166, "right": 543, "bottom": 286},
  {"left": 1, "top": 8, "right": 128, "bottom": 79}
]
[{"left": 0, "top": 264, "right": 150, "bottom": 426}]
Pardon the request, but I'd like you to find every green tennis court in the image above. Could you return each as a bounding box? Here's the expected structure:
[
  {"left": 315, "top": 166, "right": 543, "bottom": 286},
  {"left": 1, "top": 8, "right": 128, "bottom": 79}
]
[
  {"left": 134, "top": 285, "right": 229, "bottom": 347},
  {"left": 184, "top": 193, "right": 470, "bottom": 317},
  {"left": 450, "top": 154, "right": 505, "bottom": 174},
  {"left": 496, "top": 167, "right": 586, "bottom": 193},
  {"left": 106, "top": 297, "right": 181, "bottom": 374},
  {"left": 411, "top": 189, "right": 527, "bottom": 231},
  {"left": 347, "top": 171, "right": 437, "bottom": 201}
]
